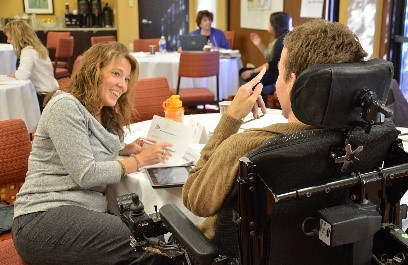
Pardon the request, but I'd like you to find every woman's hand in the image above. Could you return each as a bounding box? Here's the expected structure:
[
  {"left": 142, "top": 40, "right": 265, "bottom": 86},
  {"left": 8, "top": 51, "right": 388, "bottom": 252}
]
[
  {"left": 250, "top": 32, "right": 262, "bottom": 47},
  {"left": 228, "top": 67, "right": 267, "bottom": 120},
  {"left": 137, "top": 142, "right": 173, "bottom": 167},
  {"left": 240, "top": 69, "right": 254, "bottom": 80}
]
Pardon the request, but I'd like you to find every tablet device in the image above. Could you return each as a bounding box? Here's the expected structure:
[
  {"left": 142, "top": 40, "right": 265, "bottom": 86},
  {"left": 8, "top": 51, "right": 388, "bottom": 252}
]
[
  {"left": 179, "top": 35, "right": 208, "bottom": 51},
  {"left": 145, "top": 166, "right": 192, "bottom": 188}
]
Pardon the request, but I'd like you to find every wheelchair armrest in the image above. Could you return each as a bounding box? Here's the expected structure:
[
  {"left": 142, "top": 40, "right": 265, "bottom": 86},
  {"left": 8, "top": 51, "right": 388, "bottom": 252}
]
[{"left": 159, "top": 204, "right": 221, "bottom": 264}]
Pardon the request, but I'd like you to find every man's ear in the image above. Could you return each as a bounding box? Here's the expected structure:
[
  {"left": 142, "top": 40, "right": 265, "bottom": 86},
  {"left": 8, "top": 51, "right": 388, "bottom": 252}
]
[{"left": 287, "top": 72, "right": 297, "bottom": 94}]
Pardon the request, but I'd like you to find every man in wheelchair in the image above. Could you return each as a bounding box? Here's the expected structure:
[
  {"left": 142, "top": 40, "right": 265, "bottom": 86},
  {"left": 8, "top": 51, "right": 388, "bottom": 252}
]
[{"left": 118, "top": 19, "right": 408, "bottom": 265}]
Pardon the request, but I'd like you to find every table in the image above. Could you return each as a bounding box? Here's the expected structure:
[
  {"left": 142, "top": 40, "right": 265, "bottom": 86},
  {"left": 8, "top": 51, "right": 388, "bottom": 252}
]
[
  {"left": 0, "top": 79, "right": 41, "bottom": 133},
  {"left": 107, "top": 110, "right": 286, "bottom": 222},
  {"left": 0, "top": 44, "right": 17, "bottom": 75},
  {"left": 131, "top": 52, "right": 241, "bottom": 101}
]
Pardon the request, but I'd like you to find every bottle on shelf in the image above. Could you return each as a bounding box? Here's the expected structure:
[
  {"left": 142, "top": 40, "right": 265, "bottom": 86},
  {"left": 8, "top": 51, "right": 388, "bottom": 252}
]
[
  {"left": 159, "top": 36, "right": 167, "bottom": 53},
  {"left": 162, "top": 95, "right": 184, "bottom": 123},
  {"left": 65, "top": 3, "right": 70, "bottom": 15}
]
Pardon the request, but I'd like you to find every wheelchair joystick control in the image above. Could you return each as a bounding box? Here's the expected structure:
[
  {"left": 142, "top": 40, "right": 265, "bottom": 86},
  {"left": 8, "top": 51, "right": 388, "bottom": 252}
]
[{"left": 130, "top": 194, "right": 145, "bottom": 216}]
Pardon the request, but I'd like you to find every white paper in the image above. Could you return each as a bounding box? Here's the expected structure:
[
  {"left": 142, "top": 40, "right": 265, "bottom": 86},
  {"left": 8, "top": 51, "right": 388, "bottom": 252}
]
[
  {"left": 300, "top": 0, "right": 324, "bottom": 18},
  {"left": 188, "top": 118, "right": 209, "bottom": 144},
  {"left": 144, "top": 115, "right": 194, "bottom": 168}
]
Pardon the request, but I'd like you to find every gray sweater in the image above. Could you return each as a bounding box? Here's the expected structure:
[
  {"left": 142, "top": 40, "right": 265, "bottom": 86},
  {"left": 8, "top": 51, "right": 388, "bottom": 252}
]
[{"left": 14, "top": 92, "right": 123, "bottom": 218}]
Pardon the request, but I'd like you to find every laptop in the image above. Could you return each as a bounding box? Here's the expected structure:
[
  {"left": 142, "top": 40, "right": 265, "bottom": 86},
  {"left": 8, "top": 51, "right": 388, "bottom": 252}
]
[{"left": 179, "top": 35, "right": 208, "bottom": 51}]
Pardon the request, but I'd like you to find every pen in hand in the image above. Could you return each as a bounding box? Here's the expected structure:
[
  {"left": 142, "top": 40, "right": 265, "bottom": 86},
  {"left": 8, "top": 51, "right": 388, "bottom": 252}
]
[{"left": 141, "top": 138, "right": 176, "bottom": 153}]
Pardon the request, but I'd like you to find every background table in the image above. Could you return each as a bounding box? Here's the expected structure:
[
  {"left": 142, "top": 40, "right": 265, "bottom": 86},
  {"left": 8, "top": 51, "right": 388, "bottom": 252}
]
[
  {"left": 0, "top": 44, "right": 17, "bottom": 75},
  {"left": 0, "top": 79, "right": 41, "bottom": 133},
  {"left": 131, "top": 52, "right": 241, "bottom": 101}
]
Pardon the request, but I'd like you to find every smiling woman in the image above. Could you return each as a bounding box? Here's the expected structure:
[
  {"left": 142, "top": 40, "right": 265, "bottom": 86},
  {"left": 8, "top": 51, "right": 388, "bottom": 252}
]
[{"left": 11, "top": 42, "right": 174, "bottom": 265}]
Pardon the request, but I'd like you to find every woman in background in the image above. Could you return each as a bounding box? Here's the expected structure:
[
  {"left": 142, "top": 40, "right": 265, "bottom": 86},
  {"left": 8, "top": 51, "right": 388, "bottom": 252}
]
[
  {"left": 3, "top": 20, "right": 58, "bottom": 109},
  {"left": 190, "top": 10, "right": 230, "bottom": 49},
  {"left": 240, "top": 12, "right": 292, "bottom": 107},
  {"left": 12, "top": 42, "right": 173, "bottom": 265}
]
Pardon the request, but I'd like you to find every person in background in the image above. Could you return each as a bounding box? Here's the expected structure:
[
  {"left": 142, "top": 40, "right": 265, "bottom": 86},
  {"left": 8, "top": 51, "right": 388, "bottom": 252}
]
[
  {"left": 239, "top": 12, "right": 292, "bottom": 107},
  {"left": 190, "top": 10, "right": 230, "bottom": 49},
  {"left": 12, "top": 42, "right": 174, "bottom": 265},
  {"left": 183, "top": 19, "right": 367, "bottom": 261},
  {"left": 3, "top": 20, "right": 58, "bottom": 110}
]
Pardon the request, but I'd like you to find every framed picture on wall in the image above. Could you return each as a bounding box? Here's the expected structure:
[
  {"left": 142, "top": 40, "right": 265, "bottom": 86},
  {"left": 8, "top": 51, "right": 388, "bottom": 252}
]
[{"left": 23, "top": 0, "right": 54, "bottom": 14}]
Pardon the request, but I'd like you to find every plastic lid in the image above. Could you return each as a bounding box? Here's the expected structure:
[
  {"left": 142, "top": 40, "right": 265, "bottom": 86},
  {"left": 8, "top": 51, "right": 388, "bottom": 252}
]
[{"left": 163, "top": 95, "right": 183, "bottom": 109}]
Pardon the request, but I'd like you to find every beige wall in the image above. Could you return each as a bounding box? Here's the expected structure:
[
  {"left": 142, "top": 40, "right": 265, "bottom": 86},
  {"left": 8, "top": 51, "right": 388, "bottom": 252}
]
[{"left": 0, "top": 0, "right": 115, "bottom": 23}]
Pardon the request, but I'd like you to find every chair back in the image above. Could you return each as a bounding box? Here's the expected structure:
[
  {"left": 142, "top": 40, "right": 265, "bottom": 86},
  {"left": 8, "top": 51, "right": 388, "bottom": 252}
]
[
  {"left": 178, "top": 51, "right": 219, "bottom": 78},
  {"left": 54, "top": 36, "right": 74, "bottom": 79},
  {"left": 133, "top": 38, "right": 160, "bottom": 52},
  {"left": 46, "top": 32, "right": 71, "bottom": 59},
  {"left": 90, "top": 35, "right": 116, "bottom": 46},
  {"left": 72, "top": 55, "right": 83, "bottom": 76},
  {"left": 0, "top": 119, "right": 31, "bottom": 203},
  {"left": 132, "top": 77, "right": 172, "bottom": 122},
  {"left": 224, "top": 31, "right": 235, "bottom": 49}
]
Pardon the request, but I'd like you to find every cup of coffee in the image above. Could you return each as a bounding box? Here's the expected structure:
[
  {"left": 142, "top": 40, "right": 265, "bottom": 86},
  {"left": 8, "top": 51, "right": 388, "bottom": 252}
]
[
  {"left": 218, "top": 101, "right": 232, "bottom": 114},
  {"left": 148, "top": 45, "right": 156, "bottom": 54}
]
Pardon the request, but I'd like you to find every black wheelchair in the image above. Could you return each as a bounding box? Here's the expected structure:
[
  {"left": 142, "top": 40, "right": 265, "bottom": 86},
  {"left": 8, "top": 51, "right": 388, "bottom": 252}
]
[{"left": 118, "top": 58, "right": 408, "bottom": 265}]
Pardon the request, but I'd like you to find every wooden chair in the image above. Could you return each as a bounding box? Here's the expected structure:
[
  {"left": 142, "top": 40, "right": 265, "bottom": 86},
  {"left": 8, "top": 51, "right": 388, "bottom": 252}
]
[
  {"left": 90, "top": 35, "right": 116, "bottom": 46},
  {"left": 133, "top": 38, "right": 160, "bottom": 52},
  {"left": 170, "top": 51, "right": 219, "bottom": 108},
  {"left": 53, "top": 36, "right": 74, "bottom": 79},
  {"left": 0, "top": 119, "right": 31, "bottom": 264},
  {"left": 46, "top": 31, "right": 71, "bottom": 61},
  {"left": 224, "top": 31, "right": 235, "bottom": 49},
  {"left": 132, "top": 76, "right": 172, "bottom": 122}
]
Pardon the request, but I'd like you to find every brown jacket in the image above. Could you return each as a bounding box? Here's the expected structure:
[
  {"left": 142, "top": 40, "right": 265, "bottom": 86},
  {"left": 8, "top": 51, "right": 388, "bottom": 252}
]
[{"left": 182, "top": 113, "right": 313, "bottom": 240}]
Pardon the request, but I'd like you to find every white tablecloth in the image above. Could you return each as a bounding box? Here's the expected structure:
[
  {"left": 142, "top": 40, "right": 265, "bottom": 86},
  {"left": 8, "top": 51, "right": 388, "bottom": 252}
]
[
  {"left": 131, "top": 52, "right": 241, "bottom": 101},
  {"left": 108, "top": 110, "right": 286, "bottom": 223},
  {"left": 0, "top": 44, "right": 17, "bottom": 75},
  {"left": 0, "top": 79, "right": 41, "bottom": 133}
]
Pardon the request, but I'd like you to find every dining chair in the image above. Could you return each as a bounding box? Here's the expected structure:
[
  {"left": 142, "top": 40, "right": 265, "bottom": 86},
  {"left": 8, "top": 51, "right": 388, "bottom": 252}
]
[
  {"left": 133, "top": 38, "right": 160, "bottom": 52},
  {"left": 170, "top": 51, "right": 219, "bottom": 109},
  {"left": 90, "top": 35, "right": 116, "bottom": 46},
  {"left": 0, "top": 119, "right": 31, "bottom": 249},
  {"left": 0, "top": 119, "right": 31, "bottom": 204},
  {"left": 46, "top": 31, "right": 71, "bottom": 61},
  {"left": 53, "top": 36, "right": 74, "bottom": 79},
  {"left": 132, "top": 76, "right": 173, "bottom": 122},
  {"left": 224, "top": 31, "right": 235, "bottom": 49}
]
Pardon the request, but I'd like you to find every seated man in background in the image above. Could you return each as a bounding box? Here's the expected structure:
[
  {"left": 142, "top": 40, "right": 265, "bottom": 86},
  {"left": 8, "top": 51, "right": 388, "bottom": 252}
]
[{"left": 182, "top": 19, "right": 368, "bottom": 259}]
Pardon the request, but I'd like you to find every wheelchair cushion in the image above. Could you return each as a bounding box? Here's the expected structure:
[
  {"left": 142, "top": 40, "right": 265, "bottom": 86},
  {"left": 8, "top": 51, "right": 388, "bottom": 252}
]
[{"left": 291, "top": 59, "right": 393, "bottom": 129}]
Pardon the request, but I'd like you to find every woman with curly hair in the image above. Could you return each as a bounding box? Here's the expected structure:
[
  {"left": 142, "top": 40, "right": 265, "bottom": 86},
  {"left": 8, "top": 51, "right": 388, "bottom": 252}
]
[{"left": 12, "top": 42, "right": 173, "bottom": 265}]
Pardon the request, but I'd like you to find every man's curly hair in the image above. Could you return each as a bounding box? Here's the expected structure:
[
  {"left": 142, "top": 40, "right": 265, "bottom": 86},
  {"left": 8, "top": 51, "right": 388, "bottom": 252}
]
[{"left": 283, "top": 19, "right": 367, "bottom": 81}]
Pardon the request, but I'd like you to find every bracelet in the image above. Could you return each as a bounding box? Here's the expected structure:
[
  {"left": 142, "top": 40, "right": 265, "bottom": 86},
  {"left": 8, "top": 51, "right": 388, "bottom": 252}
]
[
  {"left": 131, "top": 154, "right": 141, "bottom": 171},
  {"left": 118, "top": 160, "right": 127, "bottom": 177}
]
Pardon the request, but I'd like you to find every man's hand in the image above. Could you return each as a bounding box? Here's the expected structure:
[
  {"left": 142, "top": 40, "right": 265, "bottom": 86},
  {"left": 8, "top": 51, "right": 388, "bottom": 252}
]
[{"left": 227, "top": 67, "right": 267, "bottom": 120}]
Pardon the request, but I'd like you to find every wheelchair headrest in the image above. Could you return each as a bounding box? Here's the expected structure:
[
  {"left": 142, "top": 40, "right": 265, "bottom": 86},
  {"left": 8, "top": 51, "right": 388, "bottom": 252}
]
[{"left": 291, "top": 58, "right": 394, "bottom": 129}]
